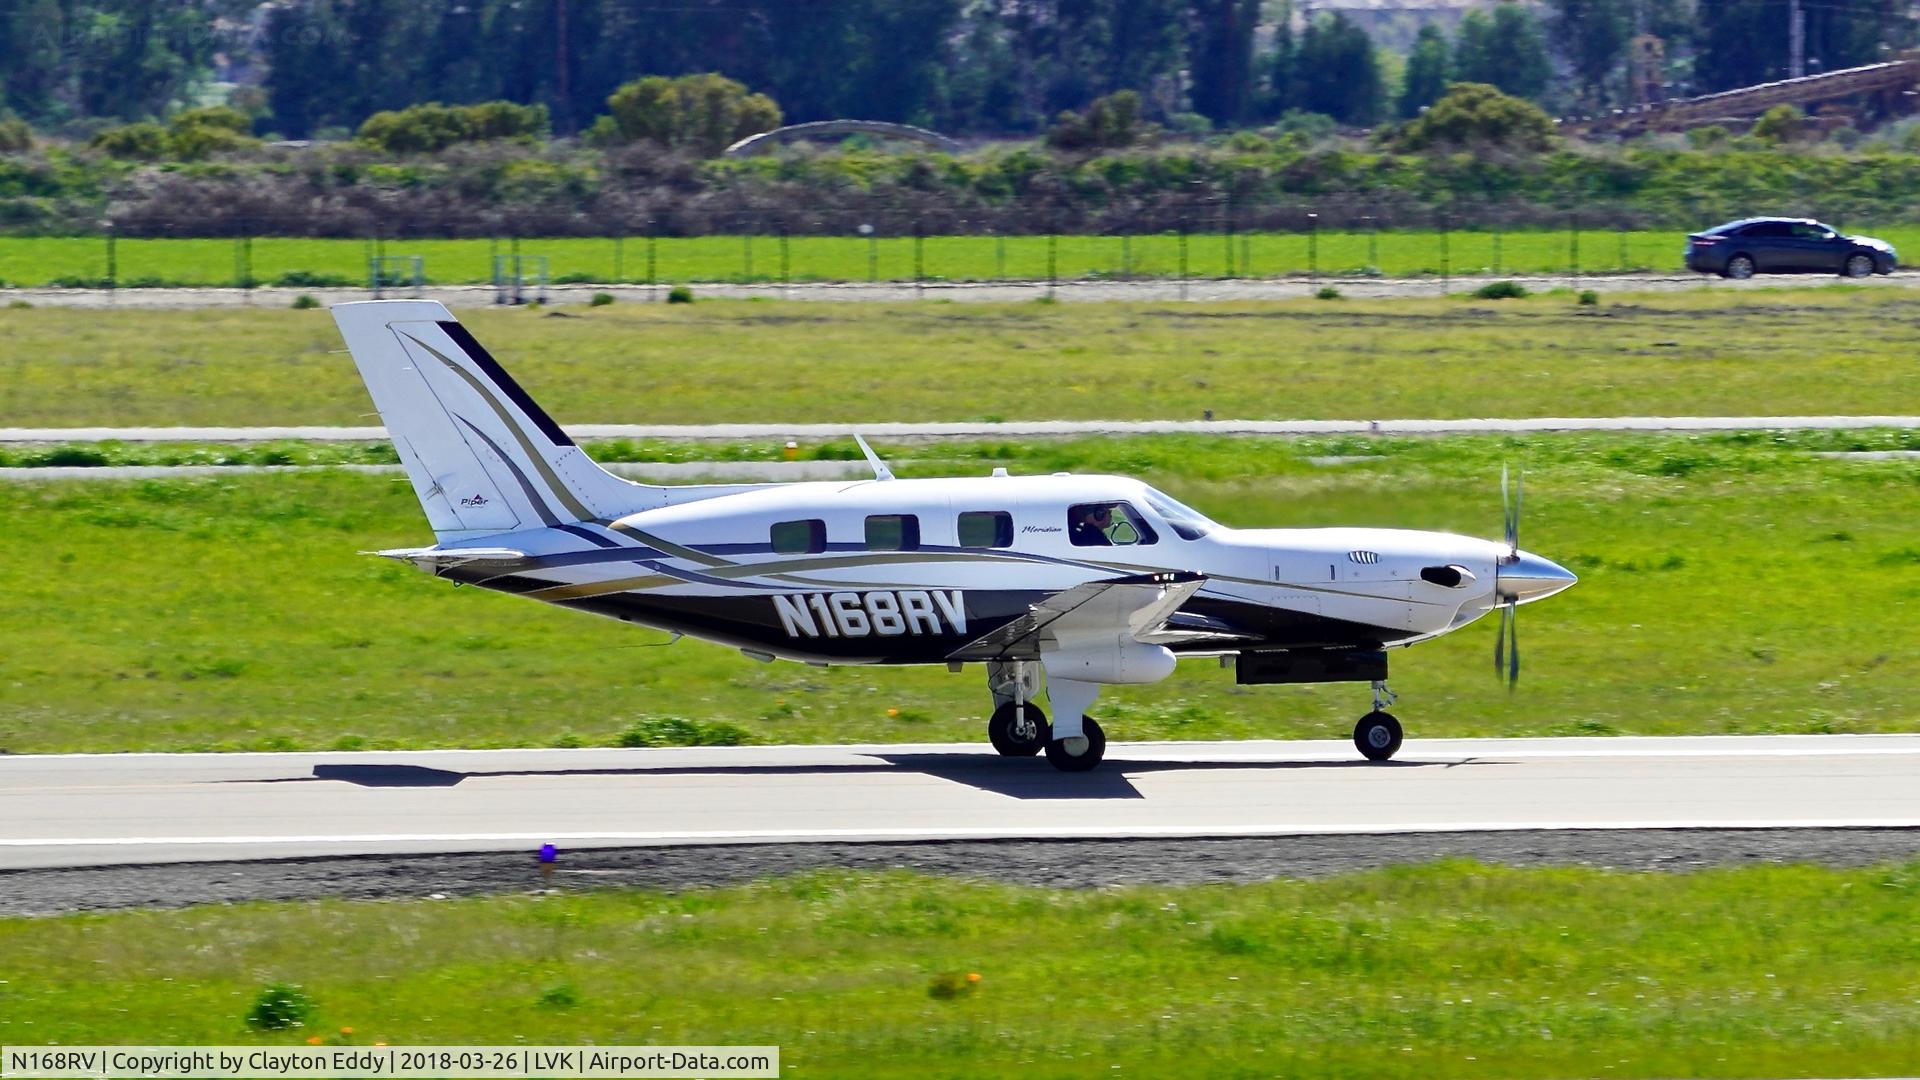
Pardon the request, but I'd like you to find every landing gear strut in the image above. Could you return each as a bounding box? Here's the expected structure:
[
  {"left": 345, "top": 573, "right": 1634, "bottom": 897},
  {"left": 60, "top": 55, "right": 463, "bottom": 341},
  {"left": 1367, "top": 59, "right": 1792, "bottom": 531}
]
[{"left": 1353, "top": 680, "right": 1403, "bottom": 762}]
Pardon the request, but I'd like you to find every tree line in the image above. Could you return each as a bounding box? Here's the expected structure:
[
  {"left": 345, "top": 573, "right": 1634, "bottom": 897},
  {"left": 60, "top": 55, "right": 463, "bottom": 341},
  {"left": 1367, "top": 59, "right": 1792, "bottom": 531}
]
[{"left": 1, "top": 0, "right": 1915, "bottom": 138}]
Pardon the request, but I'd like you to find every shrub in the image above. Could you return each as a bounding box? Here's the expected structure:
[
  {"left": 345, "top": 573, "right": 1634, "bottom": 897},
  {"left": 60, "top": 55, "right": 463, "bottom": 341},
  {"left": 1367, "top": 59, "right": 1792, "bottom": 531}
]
[
  {"left": 666, "top": 285, "right": 694, "bottom": 304},
  {"left": 1685, "top": 125, "right": 1729, "bottom": 149},
  {"left": 0, "top": 116, "right": 32, "bottom": 153},
  {"left": 1578, "top": 289, "right": 1599, "bottom": 306},
  {"left": 1393, "top": 83, "right": 1555, "bottom": 153},
  {"left": 536, "top": 982, "right": 580, "bottom": 1009},
  {"left": 592, "top": 73, "right": 781, "bottom": 156},
  {"left": 1752, "top": 104, "right": 1805, "bottom": 144},
  {"left": 617, "top": 715, "right": 751, "bottom": 747},
  {"left": 245, "top": 983, "right": 313, "bottom": 1031},
  {"left": 1472, "top": 279, "right": 1529, "bottom": 299},
  {"left": 589, "top": 291, "right": 614, "bottom": 306},
  {"left": 928, "top": 972, "right": 981, "bottom": 1000},
  {"left": 1046, "top": 90, "right": 1147, "bottom": 151},
  {"left": 1314, "top": 285, "right": 1341, "bottom": 300},
  {"left": 170, "top": 105, "right": 251, "bottom": 134},
  {"left": 291, "top": 294, "right": 320, "bottom": 310},
  {"left": 358, "top": 101, "right": 548, "bottom": 154},
  {"left": 91, "top": 123, "right": 170, "bottom": 160}
]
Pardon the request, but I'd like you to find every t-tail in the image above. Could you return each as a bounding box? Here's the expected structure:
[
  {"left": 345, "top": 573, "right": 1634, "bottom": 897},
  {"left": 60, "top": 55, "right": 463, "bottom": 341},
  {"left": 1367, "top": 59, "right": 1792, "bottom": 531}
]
[{"left": 333, "top": 300, "right": 662, "bottom": 542}]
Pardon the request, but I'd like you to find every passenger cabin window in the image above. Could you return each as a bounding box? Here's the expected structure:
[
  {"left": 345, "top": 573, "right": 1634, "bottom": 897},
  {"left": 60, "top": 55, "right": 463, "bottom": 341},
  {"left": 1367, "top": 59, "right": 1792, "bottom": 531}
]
[
  {"left": 865, "top": 514, "right": 920, "bottom": 551},
  {"left": 957, "top": 510, "right": 1013, "bottom": 549},
  {"left": 770, "top": 518, "right": 826, "bottom": 554},
  {"left": 1067, "top": 502, "right": 1158, "bottom": 547}
]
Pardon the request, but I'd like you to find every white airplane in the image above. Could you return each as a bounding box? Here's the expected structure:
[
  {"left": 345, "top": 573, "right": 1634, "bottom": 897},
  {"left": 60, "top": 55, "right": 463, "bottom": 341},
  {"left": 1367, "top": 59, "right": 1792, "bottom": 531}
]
[{"left": 334, "top": 300, "right": 1576, "bottom": 772}]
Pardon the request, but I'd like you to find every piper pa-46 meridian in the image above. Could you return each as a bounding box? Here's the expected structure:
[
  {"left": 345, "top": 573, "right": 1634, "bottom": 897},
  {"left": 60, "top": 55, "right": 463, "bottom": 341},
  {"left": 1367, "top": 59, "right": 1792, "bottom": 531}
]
[{"left": 334, "top": 300, "right": 1577, "bottom": 772}]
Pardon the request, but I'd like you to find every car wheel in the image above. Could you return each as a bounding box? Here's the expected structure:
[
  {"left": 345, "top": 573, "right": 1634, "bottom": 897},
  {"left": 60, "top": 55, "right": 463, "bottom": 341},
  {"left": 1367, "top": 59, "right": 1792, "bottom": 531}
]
[
  {"left": 1724, "top": 254, "right": 1756, "bottom": 280},
  {"left": 1843, "top": 253, "right": 1874, "bottom": 278}
]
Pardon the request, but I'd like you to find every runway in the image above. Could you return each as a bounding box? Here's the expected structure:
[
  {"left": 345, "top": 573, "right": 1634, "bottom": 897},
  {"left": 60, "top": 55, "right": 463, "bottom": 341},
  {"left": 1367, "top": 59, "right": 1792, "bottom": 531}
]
[{"left": 6, "top": 735, "right": 1919, "bottom": 871}]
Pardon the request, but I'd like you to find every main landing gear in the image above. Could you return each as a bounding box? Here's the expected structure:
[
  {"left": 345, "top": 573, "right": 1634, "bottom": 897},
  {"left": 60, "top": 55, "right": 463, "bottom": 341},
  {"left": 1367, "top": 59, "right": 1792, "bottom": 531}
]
[
  {"left": 1353, "top": 680, "right": 1403, "bottom": 762},
  {"left": 986, "top": 660, "right": 1107, "bottom": 772}
]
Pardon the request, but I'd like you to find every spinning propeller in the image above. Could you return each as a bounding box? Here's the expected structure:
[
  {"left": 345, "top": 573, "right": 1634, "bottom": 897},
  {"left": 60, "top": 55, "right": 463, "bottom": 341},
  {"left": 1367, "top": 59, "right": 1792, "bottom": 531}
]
[
  {"left": 1490, "top": 466, "right": 1579, "bottom": 688},
  {"left": 1494, "top": 466, "right": 1522, "bottom": 687}
]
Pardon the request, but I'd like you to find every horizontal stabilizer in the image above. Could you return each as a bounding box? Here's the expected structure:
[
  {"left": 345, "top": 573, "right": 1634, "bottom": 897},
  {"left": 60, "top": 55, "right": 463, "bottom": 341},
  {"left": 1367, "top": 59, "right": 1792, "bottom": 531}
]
[
  {"left": 370, "top": 546, "right": 533, "bottom": 572},
  {"left": 947, "top": 572, "right": 1204, "bottom": 662}
]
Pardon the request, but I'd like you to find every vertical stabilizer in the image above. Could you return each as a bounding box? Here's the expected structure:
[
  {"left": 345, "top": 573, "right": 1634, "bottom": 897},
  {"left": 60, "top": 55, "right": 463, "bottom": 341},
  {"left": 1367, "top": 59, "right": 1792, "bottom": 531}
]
[{"left": 332, "top": 300, "right": 662, "bottom": 541}]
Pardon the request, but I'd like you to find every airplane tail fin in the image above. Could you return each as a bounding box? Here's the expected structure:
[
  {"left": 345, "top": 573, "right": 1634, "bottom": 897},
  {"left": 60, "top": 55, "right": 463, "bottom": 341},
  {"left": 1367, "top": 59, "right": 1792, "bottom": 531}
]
[{"left": 332, "top": 300, "right": 660, "bottom": 541}]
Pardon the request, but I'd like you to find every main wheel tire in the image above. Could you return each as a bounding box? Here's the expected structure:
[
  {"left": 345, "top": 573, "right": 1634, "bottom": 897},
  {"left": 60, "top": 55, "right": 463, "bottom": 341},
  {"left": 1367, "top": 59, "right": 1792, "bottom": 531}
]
[
  {"left": 1844, "top": 253, "right": 1875, "bottom": 278},
  {"left": 1044, "top": 716, "right": 1106, "bottom": 772},
  {"left": 1724, "top": 254, "right": 1756, "bottom": 280},
  {"left": 1354, "top": 710, "right": 1403, "bottom": 762},
  {"left": 988, "top": 702, "right": 1048, "bottom": 757}
]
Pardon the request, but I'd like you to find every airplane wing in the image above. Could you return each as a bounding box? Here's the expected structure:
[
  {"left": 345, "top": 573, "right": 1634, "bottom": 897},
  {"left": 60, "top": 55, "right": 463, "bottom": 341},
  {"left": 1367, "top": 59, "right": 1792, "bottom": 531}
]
[
  {"left": 946, "top": 572, "right": 1209, "bottom": 662},
  {"left": 368, "top": 546, "right": 533, "bottom": 573}
]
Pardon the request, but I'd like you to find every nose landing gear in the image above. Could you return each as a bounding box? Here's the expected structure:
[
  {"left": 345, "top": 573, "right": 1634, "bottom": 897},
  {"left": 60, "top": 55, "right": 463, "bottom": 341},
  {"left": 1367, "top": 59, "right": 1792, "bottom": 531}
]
[{"left": 1354, "top": 680, "right": 1403, "bottom": 762}]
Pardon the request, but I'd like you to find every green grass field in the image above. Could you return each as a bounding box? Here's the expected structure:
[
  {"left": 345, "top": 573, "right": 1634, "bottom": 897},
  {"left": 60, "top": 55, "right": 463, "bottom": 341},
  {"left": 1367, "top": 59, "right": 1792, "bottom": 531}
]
[
  {"left": 5, "top": 861, "right": 1919, "bottom": 1077},
  {"left": 4, "top": 225, "right": 1913, "bottom": 287},
  {"left": 4, "top": 288, "right": 1919, "bottom": 428},
  {"left": 3, "top": 432, "right": 1914, "bottom": 755}
]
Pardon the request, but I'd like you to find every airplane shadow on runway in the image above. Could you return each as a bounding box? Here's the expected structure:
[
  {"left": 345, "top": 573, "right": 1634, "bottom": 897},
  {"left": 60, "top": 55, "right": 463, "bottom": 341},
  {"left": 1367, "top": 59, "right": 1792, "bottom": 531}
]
[{"left": 229, "top": 755, "right": 1501, "bottom": 801}]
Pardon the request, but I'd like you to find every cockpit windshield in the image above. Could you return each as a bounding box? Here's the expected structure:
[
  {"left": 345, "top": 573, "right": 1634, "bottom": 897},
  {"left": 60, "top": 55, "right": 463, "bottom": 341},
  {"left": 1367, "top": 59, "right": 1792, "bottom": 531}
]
[{"left": 1143, "top": 487, "right": 1218, "bottom": 541}]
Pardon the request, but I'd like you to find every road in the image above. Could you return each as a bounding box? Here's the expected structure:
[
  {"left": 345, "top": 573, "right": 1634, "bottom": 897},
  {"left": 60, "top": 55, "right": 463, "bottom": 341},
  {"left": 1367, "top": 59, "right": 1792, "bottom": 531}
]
[
  {"left": 5, "top": 271, "right": 1920, "bottom": 308},
  {"left": 6, "top": 735, "right": 1918, "bottom": 871},
  {"left": 6, "top": 416, "right": 1919, "bottom": 445}
]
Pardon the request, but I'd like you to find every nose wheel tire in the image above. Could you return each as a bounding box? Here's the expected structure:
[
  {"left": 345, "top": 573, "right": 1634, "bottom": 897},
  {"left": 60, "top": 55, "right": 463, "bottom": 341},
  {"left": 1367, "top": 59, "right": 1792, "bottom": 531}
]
[
  {"left": 1044, "top": 717, "right": 1106, "bottom": 772},
  {"left": 988, "top": 702, "right": 1049, "bottom": 757},
  {"left": 1723, "top": 254, "right": 1755, "bottom": 280},
  {"left": 1844, "top": 254, "right": 1875, "bottom": 278},
  {"left": 1354, "top": 710, "right": 1403, "bottom": 762}
]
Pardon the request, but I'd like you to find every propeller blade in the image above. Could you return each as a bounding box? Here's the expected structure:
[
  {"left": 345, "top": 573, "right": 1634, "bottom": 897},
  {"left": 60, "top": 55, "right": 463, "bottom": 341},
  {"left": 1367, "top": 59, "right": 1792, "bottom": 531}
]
[
  {"left": 1494, "top": 601, "right": 1508, "bottom": 677},
  {"left": 1506, "top": 603, "right": 1521, "bottom": 687}
]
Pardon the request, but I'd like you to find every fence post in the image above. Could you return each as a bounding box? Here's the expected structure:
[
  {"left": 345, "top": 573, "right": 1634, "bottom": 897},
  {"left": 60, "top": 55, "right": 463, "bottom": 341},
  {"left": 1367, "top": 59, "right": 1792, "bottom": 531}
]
[
  {"left": 1492, "top": 218, "right": 1502, "bottom": 275},
  {"left": 863, "top": 223, "right": 877, "bottom": 282},
  {"left": 779, "top": 228, "right": 790, "bottom": 291},
  {"left": 1222, "top": 200, "right": 1234, "bottom": 278},
  {"left": 1121, "top": 233, "right": 1131, "bottom": 279},
  {"left": 614, "top": 235, "right": 624, "bottom": 282},
  {"left": 1440, "top": 212, "right": 1450, "bottom": 295},
  {"left": 646, "top": 222, "right": 657, "bottom": 293},
  {"left": 1178, "top": 224, "right": 1190, "bottom": 301},
  {"left": 1307, "top": 212, "right": 1319, "bottom": 281},
  {"left": 511, "top": 235, "right": 522, "bottom": 305},
  {"left": 1047, "top": 232, "right": 1057, "bottom": 299},
  {"left": 1367, "top": 216, "right": 1378, "bottom": 272},
  {"left": 742, "top": 227, "right": 753, "bottom": 282},
  {"left": 1568, "top": 209, "right": 1580, "bottom": 289},
  {"left": 104, "top": 220, "right": 116, "bottom": 294},
  {"left": 995, "top": 232, "right": 1005, "bottom": 280},
  {"left": 913, "top": 222, "right": 924, "bottom": 299},
  {"left": 1617, "top": 220, "right": 1628, "bottom": 273}
]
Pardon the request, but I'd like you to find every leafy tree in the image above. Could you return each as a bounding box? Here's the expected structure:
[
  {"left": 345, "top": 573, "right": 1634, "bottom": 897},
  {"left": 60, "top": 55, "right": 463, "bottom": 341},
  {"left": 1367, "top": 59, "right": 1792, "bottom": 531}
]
[
  {"left": 91, "top": 122, "right": 170, "bottom": 159},
  {"left": 590, "top": 73, "right": 781, "bottom": 157},
  {"left": 1696, "top": 0, "right": 1915, "bottom": 93},
  {"left": 1454, "top": 3, "right": 1551, "bottom": 102},
  {"left": 1187, "top": 0, "right": 1261, "bottom": 125},
  {"left": 1294, "top": 12, "right": 1382, "bottom": 126},
  {"left": 1399, "top": 24, "right": 1451, "bottom": 118},
  {"left": 1392, "top": 81, "right": 1556, "bottom": 152},
  {"left": 0, "top": 114, "right": 34, "bottom": 152},
  {"left": 1548, "top": 0, "right": 1633, "bottom": 109}
]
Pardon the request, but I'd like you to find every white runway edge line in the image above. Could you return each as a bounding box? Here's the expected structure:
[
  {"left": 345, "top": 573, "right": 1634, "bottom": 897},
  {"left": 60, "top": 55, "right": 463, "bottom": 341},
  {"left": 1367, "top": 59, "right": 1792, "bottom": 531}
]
[
  {"left": 9, "top": 820, "right": 1920, "bottom": 852},
  {"left": 4, "top": 416, "right": 1920, "bottom": 444}
]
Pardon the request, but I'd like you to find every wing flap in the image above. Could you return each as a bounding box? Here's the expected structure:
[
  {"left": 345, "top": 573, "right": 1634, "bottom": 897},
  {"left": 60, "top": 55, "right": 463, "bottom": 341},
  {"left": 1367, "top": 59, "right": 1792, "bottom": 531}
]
[
  {"left": 947, "top": 572, "right": 1204, "bottom": 662},
  {"left": 369, "top": 546, "right": 533, "bottom": 572}
]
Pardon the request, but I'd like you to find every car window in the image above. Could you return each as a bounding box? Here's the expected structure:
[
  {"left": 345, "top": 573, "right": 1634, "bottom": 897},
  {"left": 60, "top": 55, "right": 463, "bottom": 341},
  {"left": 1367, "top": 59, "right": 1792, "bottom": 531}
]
[
  {"left": 1066, "top": 502, "right": 1159, "bottom": 547},
  {"left": 1790, "top": 223, "right": 1828, "bottom": 240},
  {"left": 1746, "top": 222, "right": 1790, "bottom": 238},
  {"left": 957, "top": 511, "right": 1013, "bottom": 549},
  {"left": 770, "top": 519, "right": 826, "bottom": 554},
  {"left": 865, "top": 514, "right": 919, "bottom": 551}
]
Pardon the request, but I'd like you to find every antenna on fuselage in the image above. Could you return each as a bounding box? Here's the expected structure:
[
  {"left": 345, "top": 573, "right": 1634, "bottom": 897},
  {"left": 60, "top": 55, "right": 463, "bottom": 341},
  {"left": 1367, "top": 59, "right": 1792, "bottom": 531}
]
[{"left": 853, "top": 433, "right": 895, "bottom": 481}]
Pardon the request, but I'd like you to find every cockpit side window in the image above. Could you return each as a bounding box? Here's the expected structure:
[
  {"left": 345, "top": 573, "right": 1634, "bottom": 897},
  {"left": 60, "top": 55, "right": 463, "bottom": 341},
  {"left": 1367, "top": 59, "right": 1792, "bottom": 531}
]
[
  {"left": 1143, "top": 489, "right": 1216, "bottom": 541},
  {"left": 865, "top": 514, "right": 920, "bottom": 551},
  {"left": 770, "top": 518, "right": 826, "bottom": 554},
  {"left": 1067, "top": 502, "right": 1158, "bottom": 547}
]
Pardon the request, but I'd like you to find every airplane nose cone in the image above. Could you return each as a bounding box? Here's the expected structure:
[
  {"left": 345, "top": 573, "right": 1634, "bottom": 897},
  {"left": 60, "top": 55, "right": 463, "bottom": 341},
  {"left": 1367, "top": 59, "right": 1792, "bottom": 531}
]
[{"left": 1496, "top": 550, "right": 1577, "bottom": 604}]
